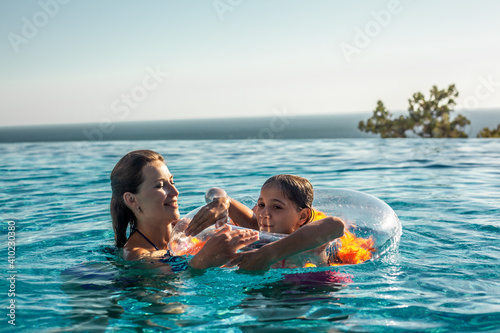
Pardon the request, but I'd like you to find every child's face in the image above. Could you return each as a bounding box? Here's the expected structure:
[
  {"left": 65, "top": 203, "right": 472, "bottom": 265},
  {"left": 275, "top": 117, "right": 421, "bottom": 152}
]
[{"left": 256, "top": 185, "right": 306, "bottom": 234}]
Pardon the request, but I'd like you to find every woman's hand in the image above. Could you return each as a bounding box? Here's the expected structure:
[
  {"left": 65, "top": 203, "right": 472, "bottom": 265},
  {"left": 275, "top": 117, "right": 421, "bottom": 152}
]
[
  {"left": 228, "top": 245, "right": 277, "bottom": 272},
  {"left": 189, "top": 225, "right": 259, "bottom": 270},
  {"left": 185, "top": 197, "right": 230, "bottom": 236}
]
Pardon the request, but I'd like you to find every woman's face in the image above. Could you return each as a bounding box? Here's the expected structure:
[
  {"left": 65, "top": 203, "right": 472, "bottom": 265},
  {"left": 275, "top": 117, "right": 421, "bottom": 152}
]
[
  {"left": 134, "top": 160, "right": 180, "bottom": 225},
  {"left": 256, "top": 185, "right": 306, "bottom": 234}
]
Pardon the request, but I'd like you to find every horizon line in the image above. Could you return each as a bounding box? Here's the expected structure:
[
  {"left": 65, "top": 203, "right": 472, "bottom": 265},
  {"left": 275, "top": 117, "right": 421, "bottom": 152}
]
[{"left": 1, "top": 108, "right": 498, "bottom": 129}]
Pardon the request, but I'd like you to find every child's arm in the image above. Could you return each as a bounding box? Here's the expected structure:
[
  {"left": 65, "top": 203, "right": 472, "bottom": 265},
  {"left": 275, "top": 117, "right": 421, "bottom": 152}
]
[
  {"left": 227, "top": 197, "right": 259, "bottom": 230},
  {"left": 229, "top": 216, "right": 345, "bottom": 271},
  {"left": 186, "top": 190, "right": 259, "bottom": 236}
]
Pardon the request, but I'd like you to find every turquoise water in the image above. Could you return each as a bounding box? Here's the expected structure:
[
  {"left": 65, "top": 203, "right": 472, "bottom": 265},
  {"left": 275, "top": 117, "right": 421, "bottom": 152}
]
[{"left": 1, "top": 139, "right": 499, "bottom": 332}]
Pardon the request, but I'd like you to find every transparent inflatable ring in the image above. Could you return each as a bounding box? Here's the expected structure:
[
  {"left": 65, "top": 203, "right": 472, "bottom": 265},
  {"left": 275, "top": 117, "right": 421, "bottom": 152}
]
[{"left": 169, "top": 188, "right": 402, "bottom": 266}]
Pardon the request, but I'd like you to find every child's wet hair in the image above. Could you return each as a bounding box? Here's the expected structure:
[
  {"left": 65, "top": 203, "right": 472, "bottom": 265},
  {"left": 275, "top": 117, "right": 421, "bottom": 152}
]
[{"left": 262, "top": 174, "right": 315, "bottom": 223}]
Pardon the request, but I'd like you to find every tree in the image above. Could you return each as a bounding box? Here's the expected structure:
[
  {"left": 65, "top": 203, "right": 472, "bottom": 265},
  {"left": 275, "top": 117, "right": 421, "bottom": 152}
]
[
  {"left": 359, "top": 84, "right": 471, "bottom": 138},
  {"left": 358, "top": 100, "right": 408, "bottom": 138},
  {"left": 477, "top": 124, "right": 500, "bottom": 138}
]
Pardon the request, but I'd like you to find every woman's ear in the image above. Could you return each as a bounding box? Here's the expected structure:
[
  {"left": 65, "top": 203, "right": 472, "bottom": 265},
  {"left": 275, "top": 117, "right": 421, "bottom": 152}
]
[
  {"left": 123, "top": 192, "right": 138, "bottom": 211},
  {"left": 298, "top": 208, "right": 312, "bottom": 226}
]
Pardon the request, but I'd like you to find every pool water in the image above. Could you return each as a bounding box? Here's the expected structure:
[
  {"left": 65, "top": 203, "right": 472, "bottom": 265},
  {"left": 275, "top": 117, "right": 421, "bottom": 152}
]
[{"left": 1, "top": 139, "right": 499, "bottom": 332}]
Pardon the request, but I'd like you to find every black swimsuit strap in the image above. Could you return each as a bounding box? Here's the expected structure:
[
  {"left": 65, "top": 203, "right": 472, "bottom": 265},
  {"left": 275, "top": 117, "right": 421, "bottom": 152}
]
[
  {"left": 130, "top": 228, "right": 187, "bottom": 272},
  {"left": 131, "top": 227, "right": 159, "bottom": 251}
]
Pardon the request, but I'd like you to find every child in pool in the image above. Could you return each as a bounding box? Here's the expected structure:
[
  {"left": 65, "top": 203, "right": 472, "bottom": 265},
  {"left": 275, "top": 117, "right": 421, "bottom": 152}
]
[{"left": 186, "top": 174, "right": 345, "bottom": 270}]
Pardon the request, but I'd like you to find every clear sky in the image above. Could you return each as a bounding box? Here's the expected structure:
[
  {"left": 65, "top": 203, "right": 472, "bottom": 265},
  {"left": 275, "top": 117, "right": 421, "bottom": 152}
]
[{"left": 1, "top": 0, "right": 499, "bottom": 126}]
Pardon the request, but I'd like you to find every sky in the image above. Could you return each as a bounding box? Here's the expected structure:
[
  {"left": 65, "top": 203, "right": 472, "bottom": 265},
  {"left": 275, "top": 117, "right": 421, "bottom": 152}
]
[{"left": 1, "top": 0, "right": 499, "bottom": 126}]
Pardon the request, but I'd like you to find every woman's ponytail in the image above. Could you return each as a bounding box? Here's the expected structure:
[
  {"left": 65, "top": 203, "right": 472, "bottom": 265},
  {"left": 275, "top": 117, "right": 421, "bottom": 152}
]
[{"left": 110, "top": 196, "right": 135, "bottom": 248}]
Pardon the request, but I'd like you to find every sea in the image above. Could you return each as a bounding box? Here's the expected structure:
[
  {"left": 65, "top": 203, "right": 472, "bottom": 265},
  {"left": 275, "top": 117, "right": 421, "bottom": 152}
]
[{"left": 0, "top": 109, "right": 499, "bottom": 142}]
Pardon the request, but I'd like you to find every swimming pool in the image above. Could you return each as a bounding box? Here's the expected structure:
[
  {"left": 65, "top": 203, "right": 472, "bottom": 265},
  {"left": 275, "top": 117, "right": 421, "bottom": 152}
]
[{"left": 1, "top": 139, "right": 499, "bottom": 332}]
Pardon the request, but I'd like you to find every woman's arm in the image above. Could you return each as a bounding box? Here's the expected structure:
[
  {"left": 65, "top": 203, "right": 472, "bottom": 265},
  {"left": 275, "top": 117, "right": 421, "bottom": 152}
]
[
  {"left": 230, "top": 216, "right": 345, "bottom": 271},
  {"left": 123, "top": 225, "right": 259, "bottom": 272},
  {"left": 189, "top": 224, "right": 259, "bottom": 269},
  {"left": 186, "top": 188, "right": 258, "bottom": 236},
  {"left": 185, "top": 196, "right": 230, "bottom": 236}
]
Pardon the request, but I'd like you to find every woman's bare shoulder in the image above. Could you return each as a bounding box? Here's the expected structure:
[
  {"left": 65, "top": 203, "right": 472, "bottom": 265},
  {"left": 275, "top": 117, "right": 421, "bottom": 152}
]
[{"left": 122, "top": 245, "right": 150, "bottom": 261}]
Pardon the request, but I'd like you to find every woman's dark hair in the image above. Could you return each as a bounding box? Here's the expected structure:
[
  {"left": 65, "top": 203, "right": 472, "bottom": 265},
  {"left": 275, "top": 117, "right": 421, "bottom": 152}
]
[
  {"left": 110, "top": 150, "right": 164, "bottom": 248},
  {"left": 262, "top": 174, "right": 315, "bottom": 224}
]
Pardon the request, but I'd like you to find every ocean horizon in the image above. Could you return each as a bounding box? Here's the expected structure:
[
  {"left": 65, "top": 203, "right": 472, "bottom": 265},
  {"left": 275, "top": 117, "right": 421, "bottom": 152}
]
[{"left": 1, "top": 109, "right": 498, "bottom": 142}]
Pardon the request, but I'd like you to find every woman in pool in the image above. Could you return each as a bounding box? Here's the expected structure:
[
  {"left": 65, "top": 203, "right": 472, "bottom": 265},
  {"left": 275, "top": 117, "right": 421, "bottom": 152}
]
[
  {"left": 110, "top": 149, "right": 259, "bottom": 271},
  {"left": 185, "top": 174, "right": 345, "bottom": 270}
]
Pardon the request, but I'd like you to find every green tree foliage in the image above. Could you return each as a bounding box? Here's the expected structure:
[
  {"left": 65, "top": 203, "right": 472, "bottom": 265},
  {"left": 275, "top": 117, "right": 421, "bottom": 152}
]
[
  {"left": 477, "top": 124, "right": 500, "bottom": 138},
  {"left": 359, "top": 84, "right": 471, "bottom": 138},
  {"left": 358, "top": 100, "right": 408, "bottom": 138}
]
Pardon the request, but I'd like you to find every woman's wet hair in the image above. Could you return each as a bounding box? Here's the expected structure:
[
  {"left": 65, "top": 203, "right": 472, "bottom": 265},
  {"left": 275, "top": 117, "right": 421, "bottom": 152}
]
[
  {"left": 110, "top": 150, "right": 164, "bottom": 248},
  {"left": 262, "top": 174, "right": 315, "bottom": 224}
]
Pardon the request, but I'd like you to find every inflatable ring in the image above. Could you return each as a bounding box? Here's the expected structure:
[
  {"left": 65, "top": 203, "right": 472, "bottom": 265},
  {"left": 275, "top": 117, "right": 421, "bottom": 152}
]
[{"left": 169, "top": 188, "right": 402, "bottom": 267}]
